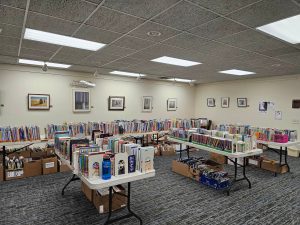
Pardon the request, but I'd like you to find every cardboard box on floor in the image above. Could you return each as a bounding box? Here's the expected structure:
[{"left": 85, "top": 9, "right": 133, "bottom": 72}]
[
  {"left": 261, "top": 159, "right": 288, "bottom": 174},
  {"left": 210, "top": 152, "right": 227, "bottom": 164},
  {"left": 93, "top": 185, "right": 127, "bottom": 214},
  {"left": 81, "top": 181, "right": 93, "bottom": 202},
  {"left": 0, "top": 165, "right": 3, "bottom": 181},
  {"left": 24, "top": 158, "right": 42, "bottom": 177},
  {"left": 31, "top": 150, "right": 47, "bottom": 158},
  {"left": 5, "top": 169, "right": 24, "bottom": 180},
  {"left": 161, "top": 145, "right": 176, "bottom": 156},
  {"left": 172, "top": 160, "right": 193, "bottom": 179},
  {"left": 42, "top": 156, "right": 58, "bottom": 175},
  {"left": 58, "top": 159, "right": 71, "bottom": 172}
]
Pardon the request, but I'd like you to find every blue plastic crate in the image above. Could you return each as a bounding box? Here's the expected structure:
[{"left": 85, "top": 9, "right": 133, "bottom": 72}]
[{"left": 200, "top": 174, "right": 230, "bottom": 190}]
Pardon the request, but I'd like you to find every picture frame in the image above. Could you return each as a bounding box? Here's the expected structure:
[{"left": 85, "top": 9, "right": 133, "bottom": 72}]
[
  {"left": 142, "top": 96, "right": 153, "bottom": 112},
  {"left": 221, "top": 97, "right": 230, "bottom": 108},
  {"left": 109, "top": 96, "right": 125, "bottom": 111},
  {"left": 237, "top": 98, "right": 247, "bottom": 107},
  {"left": 167, "top": 98, "right": 177, "bottom": 111},
  {"left": 28, "top": 94, "right": 50, "bottom": 110},
  {"left": 72, "top": 89, "right": 90, "bottom": 112},
  {"left": 207, "top": 98, "right": 215, "bottom": 107},
  {"left": 292, "top": 99, "right": 300, "bottom": 109}
]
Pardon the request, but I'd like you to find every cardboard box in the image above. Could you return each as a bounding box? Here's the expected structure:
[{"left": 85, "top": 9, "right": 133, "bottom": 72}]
[
  {"left": 248, "top": 158, "right": 261, "bottom": 167},
  {"left": 172, "top": 160, "right": 193, "bottom": 178},
  {"left": 81, "top": 181, "right": 94, "bottom": 202},
  {"left": 19, "top": 150, "right": 31, "bottom": 158},
  {"left": 59, "top": 160, "right": 72, "bottom": 172},
  {"left": 42, "top": 156, "right": 58, "bottom": 175},
  {"left": 205, "top": 159, "right": 223, "bottom": 171},
  {"left": 210, "top": 152, "right": 227, "bottom": 164},
  {"left": 261, "top": 160, "right": 288, "bottom": 174},
  {"left": 31, "top": 150, "right": 47, "bottom": 158},
  {"left": 24, "top": 158, "right": 42, "bottom": 177},
  {"left": 0, "top": 165, "right": 3, "bottom": 181},
  {"left": 46, "top": 148, "right": 56, "bottom": 157},
  {"left": 93, "top": 185, "right": 127, "bottom": 214},
  {"left": 227, "top": 157, "right": 244, "bottom": 167},
  {"left": 5, "top": 169, "right": 24, "bottom": 180},
  {"left": 161, "top": 145, "right": 176, "bottom": 156},
  {"left": 287, "top": 148, "right": 300, "bottom": 157}
]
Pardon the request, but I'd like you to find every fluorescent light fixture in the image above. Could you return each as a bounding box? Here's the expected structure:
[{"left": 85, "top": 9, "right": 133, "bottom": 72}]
[
  {"left": 80, "top": 80, "right": 96, "bottom": 87},
  {"left": 167, "top": 78, "right": 196, "bottom": 83},
  {"left": 219, "top": 69, "right": 255, "bottom": 76},
  {"left": 18, "top": 59, "right": 71, "bottom": 68},
  {"left": 24, "top": 28, "right": 106, "bottom": 51},
  {"left": 110, "top": 71, "right": 146, "bottom": 77},
  {"left": 151, "top": 56, "right": 201, "bottom": 67},
  {"left": 256, "top": 15, "right": 300, "bottom": 44}
]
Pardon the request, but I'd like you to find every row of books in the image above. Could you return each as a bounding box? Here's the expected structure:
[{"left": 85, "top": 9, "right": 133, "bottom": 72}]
[
  {"left": 191, "top": 132, "right": 254, "bottom": 153},
  {"left": 77, "top": 145, "right": 154, "bottom": 179},
  {"left": 0, "top": 126, "right": 40, "bottom": 143},
  {"left": 217, "top": 124, "right": 297, "bottom": 142},
  {"left": 46, "top": 118, "right": 208, "bottom": 139}
]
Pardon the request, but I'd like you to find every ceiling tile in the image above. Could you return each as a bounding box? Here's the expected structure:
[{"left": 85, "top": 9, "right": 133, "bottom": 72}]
[
  {"left": 0, "top": 5, "right": 24, "bottom": 26},
  {"left": 74, "top": 25, "right": 122, "bottom": 44},
  {"left": 0, "top": 44, "right": 18, "bottom": 57},
  {"left": 0, "top": 0, "right": 27, "bottom": 9},
  {"left": 22, "top": 39, "right": 61, "bottom": 52},
  {"left": 0, "top": 23, "right": 22, "bottom": 37},
  {"left": 189, "top": 17, "right": 248, "bottom": 40},
  {"left": 51, "top": 47, "right": 92, "bottom": 64},
  {"left": 97, "top": 45, "right": 136, "bottom": 57},
  {"left": 260, "top": 47, "right": 300, "bottom": 57},
  {"left": 84, "top": 0, "right": 104, "bottom": 4},
  {"left": 276, "top": 52, "right": 300, "bottom": 65},
  {"left": 228, "top": 0, "right": 300, "bottom": 28},
  {"left": 69, "top": 65, "right": 97, "bottom": 73},
  {"left": 152, "top": 1, "right": 219, "bottom": 31},
  {"left": 81, "top": 52, "right": 121, "bottom": 66},
  {"left": 19, "top": 52, "right": 50, "bottom": 61},
  {"left": 26, "top": 12, "right": 81, "bottom": 36},
  {"left": 0, "top": 55, "right": 18, "bottom": 64},
  {"left": 219, "top": 29, "right": 289, "bottom": 53},
  {"left": 162, "top": 33, "right": 210, "bottom": 51},
  {"left": 20, "top": 47, "right": 55, "bottom": 59},
  {"left": 128, "top": 21, "right": 181, "bottom": 42},
  {"left": 0, "top": 35, "right": 20, "bottom": 46},
  {"left": 29, "top": 0, "right": 97, "bottom": 23},
  {"left": 111, "top": 57, "right": 146, "bottom": 66},
  {"left": 103, "top": 0, "right": 180, "bottom": 19},
  {"left": 113, "top": 35, "right": 155, "bottom": 50},
  {"left": 86, "top": 7, "right": 145, "bottom": 34},
  {"left": 187, "top": 0, "right": 257, "bottom": 15},
  {"left": 102, "top": 61, "right": 131, "bottom": 70}
]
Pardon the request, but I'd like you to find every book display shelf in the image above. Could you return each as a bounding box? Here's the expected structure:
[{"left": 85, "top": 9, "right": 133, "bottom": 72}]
[{"left": 168, "top": 137, "right": 263, "bottom": 195}]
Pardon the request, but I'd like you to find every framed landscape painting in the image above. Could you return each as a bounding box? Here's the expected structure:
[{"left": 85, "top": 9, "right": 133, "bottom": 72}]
[
  {"left": 73, "top": 89, "right": 90, "bottom": 112},
  {"left": 109, "top": 96, "right": 125, "bottom": 111},
  {"left": 142, "top": 96, "right": 153, "bottom": 112},
  {"left": 28, "top": 94, "right": 50, "bottom": 110}
]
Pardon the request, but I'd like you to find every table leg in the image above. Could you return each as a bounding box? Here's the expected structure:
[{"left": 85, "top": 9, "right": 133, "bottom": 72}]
[
  {"left": 61, "top": 174, "right": 80, "bottom": 195},
  {"left": 285, "top": 147, "right": 290, "bottom": 172}
]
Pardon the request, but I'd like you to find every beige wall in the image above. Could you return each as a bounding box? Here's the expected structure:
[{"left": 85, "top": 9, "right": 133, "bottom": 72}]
[
  {"left": 194, "top": 75, "right": 300, "bottom": 134},
  {"left": 0, "top": 64, "right": 196, "bottom": 134}
]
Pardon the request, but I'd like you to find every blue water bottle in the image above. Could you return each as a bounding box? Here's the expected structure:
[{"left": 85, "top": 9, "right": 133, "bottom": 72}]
[{"left": 102, "top": 155, "right": 111, "bottom": 180}]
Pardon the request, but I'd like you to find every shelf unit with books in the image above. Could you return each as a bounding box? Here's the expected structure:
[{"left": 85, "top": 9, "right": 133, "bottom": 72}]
[{"left": 168, "top": 137, "right": 262, "bottom": 195}]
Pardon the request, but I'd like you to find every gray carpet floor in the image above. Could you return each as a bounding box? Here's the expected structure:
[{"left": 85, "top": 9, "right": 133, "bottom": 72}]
[{"left": 0, "top": 151, "right": 299, "bottom": 225}]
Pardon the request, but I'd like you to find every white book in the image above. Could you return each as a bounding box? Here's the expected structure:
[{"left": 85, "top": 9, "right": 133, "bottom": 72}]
[
  {"left": 88, "top": 153, "right": 103, "bottom": 179},
  {"left": 114, "top": 152, "right": 128, "bottom": 176},
  {"left": 140, "top": 146, "right": 154, "bottom": 173}
]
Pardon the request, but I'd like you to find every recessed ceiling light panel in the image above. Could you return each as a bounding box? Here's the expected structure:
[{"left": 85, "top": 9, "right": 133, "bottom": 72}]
[
  {"left": 219, "top": 69, "right": 255, "bottom": 76},
  {"left": 167, "top": 78, "right": 196, "bottom": 83},
  {"left": 151, "top": 56, "right": 201, "bottom": 67},
  {"left": 256, "top": 15, "right": 300, "bottom": 44},
  {"left": 24, "top": 28, "right": 106, "bottom": 51},
  {"left": 110, "top": 71, "right": 146, "bottom": 77},
  {"left": 18, "top": 59, "right": 71, "bottom": 68}
]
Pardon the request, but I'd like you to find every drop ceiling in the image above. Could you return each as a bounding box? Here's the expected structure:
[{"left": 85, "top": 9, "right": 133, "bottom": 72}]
[{"left": 0, "top": 0, "right": 299, "bottom": 83}]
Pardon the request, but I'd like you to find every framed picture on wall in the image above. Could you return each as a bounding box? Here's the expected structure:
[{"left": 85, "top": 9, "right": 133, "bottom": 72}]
[
  {"left": 207, "top": 98, "right": 215, "bottom": 107},
  {"left": 167, "top": 98, "right": 177, "bottom": 111},
  {"left": 28, "top": 94, "right": 50, "bottom": 110},
  {"left": 142, "top": 96, "right": 153, "bottom": 112},
  {"left": 237, "top": 98, "right": 247, "bottom": 107},
  {"left": 221, "top": 97, "right": 230, "bottom": 108},
  {"left": 109, "top": 96, "right": 125, "bottom": 111},
  {"left": 73, "top": 89, "right": 90, "bottom": 112}
]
